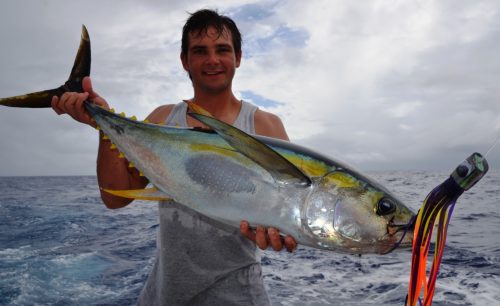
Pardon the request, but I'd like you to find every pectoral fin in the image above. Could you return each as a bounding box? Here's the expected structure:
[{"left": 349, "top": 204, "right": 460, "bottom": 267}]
[
  {"left": 186, "top": 101, "right": 311, "bottom": 186},
  {"left": 101, "top": 187, "right": 172, "bottom": 201},
  {"left": 0, "top": 25, "right": 91, "bottom": 108}
]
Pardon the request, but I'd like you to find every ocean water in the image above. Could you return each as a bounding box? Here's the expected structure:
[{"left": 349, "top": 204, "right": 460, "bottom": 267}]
[{"left": 0, "top": 171, "right": 499, "bottom": 305}]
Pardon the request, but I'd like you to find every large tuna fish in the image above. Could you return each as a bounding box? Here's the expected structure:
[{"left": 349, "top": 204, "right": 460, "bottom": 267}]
[{"left": 0, "top": 26, "right": 416, "bottom": 254}]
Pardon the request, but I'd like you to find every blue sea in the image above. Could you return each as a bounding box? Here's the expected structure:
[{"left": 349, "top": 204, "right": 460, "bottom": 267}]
[{"left": 0, "top": 171, "right": 499, "bottom": 305}]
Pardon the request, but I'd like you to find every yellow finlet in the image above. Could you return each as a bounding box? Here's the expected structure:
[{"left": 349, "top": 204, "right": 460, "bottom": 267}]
[
  {"left": 119, "top": 112, "right": 126, "bottom": 117},
  {"left": 102, "top": 134, "right": 109, "bottom": 140},
  {"left": 139, "top": 171, "right": 144, "bottom": 177},
  {"left": 110, "top": 108, "right": 115, "bottom": 113},
  {"left": 128, "top": 162, "right": 134, "bottom": 168},
  {"left": 110, "top": 143, "right": 117, "bottom": 150},
  {"left": 185, "top": 100, "right": 214, "bottom": 117},
  {"left": 143, "top": 119, "right": 150, "bottom": 123},
  {"left": 101, "top": 187, "right": 172, "bottom": 201},
  {"left": 130, "top": 115, "right": 137, "bottom": 121},
  {"left": 95, "top": 125, "right": 100, "bottom": 131},
  {"left": 118, "top": 152, "right": 125, "bottom": 158}
]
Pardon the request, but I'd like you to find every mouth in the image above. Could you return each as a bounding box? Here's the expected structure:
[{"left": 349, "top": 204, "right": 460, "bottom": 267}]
[
  {"left": 387, "top": 216, "right": 416, "bottom": 236},
  {"left": 379, "top": 216, "right": 416, "bottom": 254},
  {"left": 203, "top": 70, "right": 225, "bottom": 76}
]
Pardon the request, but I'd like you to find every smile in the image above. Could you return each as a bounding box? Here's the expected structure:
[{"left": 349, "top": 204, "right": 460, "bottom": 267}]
[{"left": 203, "top": 71, "right": 224, "bottom": 75}]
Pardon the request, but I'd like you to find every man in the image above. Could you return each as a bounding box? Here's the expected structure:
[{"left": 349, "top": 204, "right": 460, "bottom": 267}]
[{"left": 52, "top": 9, "right": 296, "bottom": 305}]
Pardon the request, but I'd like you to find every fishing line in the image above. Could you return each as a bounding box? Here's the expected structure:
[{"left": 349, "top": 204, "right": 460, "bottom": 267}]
[{"left": 484, "top": 131, "right": 500, "bottom": 158}]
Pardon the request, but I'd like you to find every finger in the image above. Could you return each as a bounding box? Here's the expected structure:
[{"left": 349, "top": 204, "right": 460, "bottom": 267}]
[
  {"left": 268, "top": 227, "right": 283, "bottom": 251},
  {"left": 240, "top": 220, "right": 256, "bottom": 242},
  {"left": 82, "top": 77, "right": 109, "bottom": 108},
  {"left": 82, "top": 77, "right": 96, "bottom": 98},
  {"left": 65, "top": 93, "right": 82, "bottom": 118},
  {"left": 255, "top": 226, "right": 268, "bottom": 250},
  {"left": 284, "top": 235, "right": 297, "bottom": 253},
  {"left": 51, "top": 96, "right": 63, "bottom": 115},
  {"left": 75, "top": 92, "right": 92, "bottom": 122},
  {"left": 60, "top": 92, "right": 89, "bottom": 123},
  {"left": 56, "top": 92, "right": 72, "bottom": 113}
]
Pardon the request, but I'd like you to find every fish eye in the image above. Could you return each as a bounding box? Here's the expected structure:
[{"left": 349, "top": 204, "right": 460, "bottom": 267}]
[{"left": 376, "top": 198, "right": 396, "bottom": 216}]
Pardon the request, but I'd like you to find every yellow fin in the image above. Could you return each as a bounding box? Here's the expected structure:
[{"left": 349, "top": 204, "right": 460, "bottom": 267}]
[
  {"left": 101, "top": 187, "right": 172, "bottom": 201},
  {"left": 185, "top": 100, "right": 214, "bottom": 117}
]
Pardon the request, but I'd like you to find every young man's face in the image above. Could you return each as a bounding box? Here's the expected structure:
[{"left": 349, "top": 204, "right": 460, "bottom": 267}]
[{"left": 181, "top": 26, "right": 241, "bottom": 95}]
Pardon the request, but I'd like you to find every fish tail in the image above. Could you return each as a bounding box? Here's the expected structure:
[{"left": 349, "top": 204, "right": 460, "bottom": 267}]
[{"left": 0, "top": 25, "right": 91, "bottom": 108}]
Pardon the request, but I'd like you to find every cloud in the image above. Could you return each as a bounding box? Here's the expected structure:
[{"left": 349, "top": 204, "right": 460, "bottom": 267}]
[
  {"left": 239, "top": 90, "right": 284, "bottom": 108},
  {"left": 1, "top": 0, "right": 500, "bottom": 176}
]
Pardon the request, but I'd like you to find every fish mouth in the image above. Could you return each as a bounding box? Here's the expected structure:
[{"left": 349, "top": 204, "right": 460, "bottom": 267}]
[
  {"left": 387, "top": 216, "right": 416, "bottom": 236},
  {"left": 380, "top": 216, "right": 416, "bottom": 254}
]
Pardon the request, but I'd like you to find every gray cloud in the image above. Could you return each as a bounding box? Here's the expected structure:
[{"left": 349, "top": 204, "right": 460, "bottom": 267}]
[{"left": 1, "top": 0, "right": 500, "bottom": 177}]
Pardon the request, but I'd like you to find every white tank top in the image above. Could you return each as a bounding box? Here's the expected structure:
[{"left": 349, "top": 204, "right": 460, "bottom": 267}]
[{"left": 137, "top": 101, "right": 272, "bottom": 305}]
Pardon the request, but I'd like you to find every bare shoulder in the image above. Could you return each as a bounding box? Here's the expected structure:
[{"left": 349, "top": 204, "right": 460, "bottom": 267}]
[
  {"left": 146, "top": 104, "right": 176, "bottom": 124},
  {"left": 254, "top": 109, "right": 289, "bottom": 141}
]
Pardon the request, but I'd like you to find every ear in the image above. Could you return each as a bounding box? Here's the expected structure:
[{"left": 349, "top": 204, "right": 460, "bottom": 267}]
[
  {"left": 235, "top": 51, "right": 242, "bottom": 68},
  {"left": 180, "top": 53, "right": 189, "bottom": 71}
]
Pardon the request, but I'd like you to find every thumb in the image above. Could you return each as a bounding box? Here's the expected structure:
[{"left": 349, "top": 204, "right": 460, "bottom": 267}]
[{"left": 82, "top": 76, "right": 99, "bottom": 99}]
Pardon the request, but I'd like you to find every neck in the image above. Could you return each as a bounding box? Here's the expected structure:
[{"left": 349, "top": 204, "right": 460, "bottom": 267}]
[{"left": 191, "top": 88, "right": 240, "bottom": 119}]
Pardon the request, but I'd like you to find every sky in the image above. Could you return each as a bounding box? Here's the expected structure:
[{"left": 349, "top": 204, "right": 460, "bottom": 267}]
[{"left": 1, "top": 0, "right": 500, "bottom": 176}]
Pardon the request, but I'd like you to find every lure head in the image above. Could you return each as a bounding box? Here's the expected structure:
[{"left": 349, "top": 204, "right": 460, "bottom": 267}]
[
  {"left": 303, "top": 170, "right": 415, "bottom": 254},
  {"left": 451, "top": 152, "right": 488, "bottom": 191}
]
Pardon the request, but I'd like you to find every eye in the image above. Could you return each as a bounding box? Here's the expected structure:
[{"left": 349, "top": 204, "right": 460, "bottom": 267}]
[
  {"left": 377, "top": 198, "right": 396, "bottom": 216},
  {"left": 217, "top": 46, "right": 232, "bottom": 53},
  {"left": 191, "top": 47, "right": 207, "bottom": 55}
]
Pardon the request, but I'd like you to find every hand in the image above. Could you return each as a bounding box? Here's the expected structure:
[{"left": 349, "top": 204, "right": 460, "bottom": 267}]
[
  {"left": 51, "top": 76, "right": 109, "bottom": 127},
  {"left": 240, "top": 220, "right": 297, "bottom": 252}
]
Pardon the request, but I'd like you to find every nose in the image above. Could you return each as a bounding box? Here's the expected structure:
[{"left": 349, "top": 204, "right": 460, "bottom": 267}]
[{"left": 205, "top": 49, "right": 220, "bottom": 65}]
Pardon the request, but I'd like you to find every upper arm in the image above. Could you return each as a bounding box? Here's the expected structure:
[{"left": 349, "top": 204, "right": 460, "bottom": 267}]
[{"left": 254, "top": 109, "right": 289, "bottom": 141}]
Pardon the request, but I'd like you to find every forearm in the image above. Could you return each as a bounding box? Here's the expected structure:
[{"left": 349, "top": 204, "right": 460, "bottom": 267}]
[{"left": 96, "top": 131, "right": 148, "bottom": 209}]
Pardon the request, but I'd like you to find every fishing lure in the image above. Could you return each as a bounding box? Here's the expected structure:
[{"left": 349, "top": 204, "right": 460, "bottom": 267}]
[{"left": 406, "top": 153, "right": 488, "bottom": 306}]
